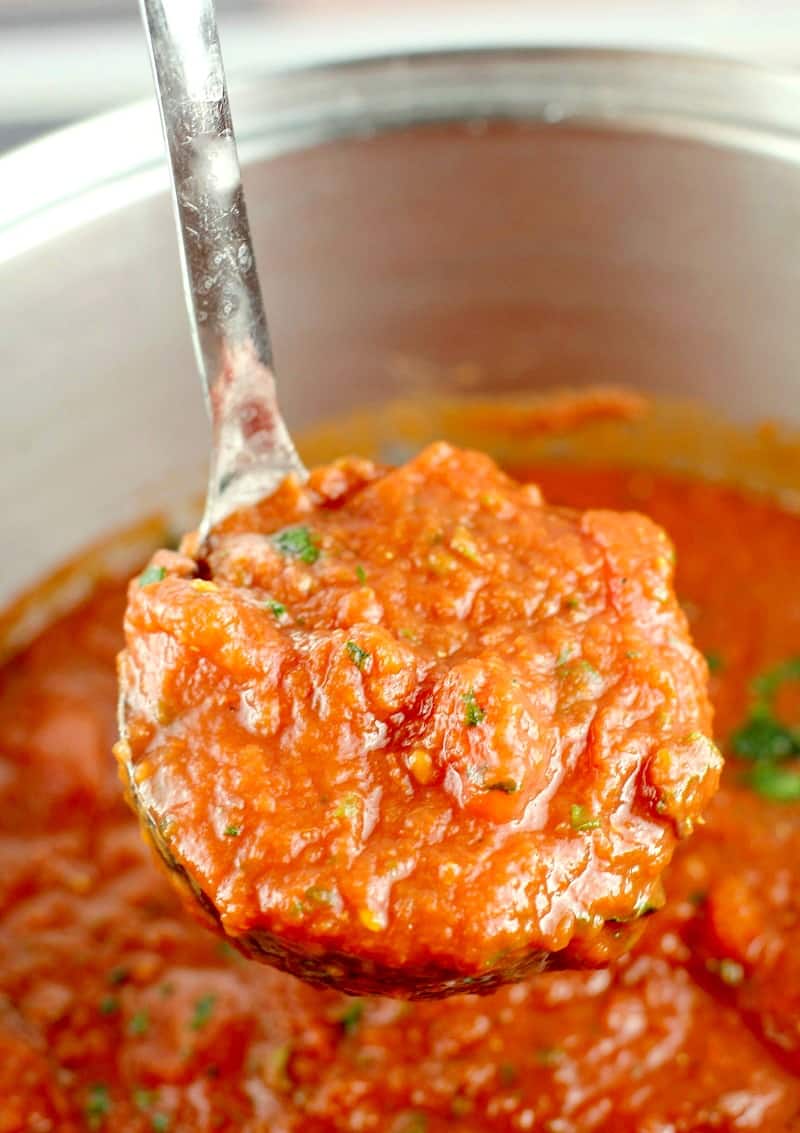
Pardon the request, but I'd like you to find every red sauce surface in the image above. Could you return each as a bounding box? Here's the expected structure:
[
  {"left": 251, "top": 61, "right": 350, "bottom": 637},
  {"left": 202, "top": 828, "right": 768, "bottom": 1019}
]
[
  {"left": 2, "top": 464, "right": 800, "bottom": 1131},
  {"left": 118, "top": 444, "right": 719, "bottom": 995}
]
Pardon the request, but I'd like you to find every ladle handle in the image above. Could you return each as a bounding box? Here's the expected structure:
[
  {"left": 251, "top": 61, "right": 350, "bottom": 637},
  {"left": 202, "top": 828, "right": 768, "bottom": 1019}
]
[{"left": 139, "top": 0, "right": 305, "bottom": 536}]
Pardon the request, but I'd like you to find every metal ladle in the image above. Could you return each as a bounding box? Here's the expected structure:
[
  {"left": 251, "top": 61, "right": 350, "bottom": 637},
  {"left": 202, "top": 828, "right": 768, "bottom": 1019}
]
[
  {"left": 126, "top": 0, "right": 517, "bottom": 999},
  {"left": 124, "top": 1, "right": 638, "bottom": 1001},
  {"left": 140, "top": 0, "right": 307, "bottom": 544}
]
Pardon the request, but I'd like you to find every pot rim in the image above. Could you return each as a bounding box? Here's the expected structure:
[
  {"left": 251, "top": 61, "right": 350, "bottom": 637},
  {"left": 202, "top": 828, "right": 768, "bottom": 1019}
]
[{"left": 2, "top": 46, "right": 800, "bottom": 262}]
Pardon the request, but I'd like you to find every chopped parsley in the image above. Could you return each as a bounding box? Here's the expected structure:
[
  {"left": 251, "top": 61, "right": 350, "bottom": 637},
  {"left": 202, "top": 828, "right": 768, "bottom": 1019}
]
[
  {"left": 224, "top": 824, "right": 241, "bottom": 837},
  {"left": 273, "top": 526, "right": 320, "bottom": 565},
  {"left": 266, "top": 599, "right": 287, "bottom": 619},
  {"left": 99, "top": 995, "right": 119, "bottom": 1016},
  {"left": 107, "top": 965, "right": 129, "bottom": 986},
  {"left": 704, "top": 651, "right": 724, "bottom": 674},
  {"left": 335, "top": 997, "right": 365, "bottom": 1035},
  {"left": 138, "top": 565, "right": 167, "bottom": 588},
  {"left": 133, "top": 1092, "right": 170, "bottom": 1132},
  {"left": 498, "top": 1062, "right": 518, "bottom": 1087},
  {"left": 189, "top": 993, "right": 216, "bottom": 1031},
  {"left": 216, "top": 940, "right": 240, "bottom": 962},
  {"left": 463, "top": 689, "right": 486, "bottom": 727},
  {"left": 129, "top": 1010, "right": 150, "bottom": 1037},
  {"left": 747, "top": 760, "right": 800, "bottom": 802},
  {"left": 732, "top": 715, "right": 799, "bottom": 762},
  {"left": 355, "top": 564, "right": 367, "bottom": 585},
  {"left": 268, "top": 1040, "right": 293, "bottom": 1092},
  {"left": 536, "top": 1046, "right": 565, "bottom": 1067},
  {"left": 486, "top": 778, "right": 518, "bottom": 794},
  {"left": 333, "top": 793, "right": 359, "bottom": 821},
  {"left": 752, "top": 656, "right": 800, "bottom": 700},
  {"left": 396, "top": 1113, "right": 427, "bottom": 1133},
  {"left": 730, "top": 657, "right": 800, "bottom": 800},
  {"left": 570, "top": 803, "right": 601, "bottom": 832},
  {"left": 346, "top": 640, "right": 371, "bottom": 671},
  {"left": 85, "top": 1083, "right": 112, "bottom": 1128},
  {"left": 304, "top": 885, "right": 335, "bottom": 905},
  {"left": 133, "top": 1088, "right": 155, "bottom": 1111}
]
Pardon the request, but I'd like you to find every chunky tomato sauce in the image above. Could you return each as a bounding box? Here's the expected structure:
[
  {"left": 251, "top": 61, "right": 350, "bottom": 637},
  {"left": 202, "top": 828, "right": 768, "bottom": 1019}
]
[
  {"left": 118, "top": 443, "right": 719, "bottom": 996},
  {"left": 2, "top": 463, "right": 800, "bottom": 1130}
]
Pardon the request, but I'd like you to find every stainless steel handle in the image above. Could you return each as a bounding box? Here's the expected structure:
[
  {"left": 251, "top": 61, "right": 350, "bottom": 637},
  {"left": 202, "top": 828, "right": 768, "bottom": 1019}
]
[{"left": 139, "top": 0, "right": 306, "bottom": 536}]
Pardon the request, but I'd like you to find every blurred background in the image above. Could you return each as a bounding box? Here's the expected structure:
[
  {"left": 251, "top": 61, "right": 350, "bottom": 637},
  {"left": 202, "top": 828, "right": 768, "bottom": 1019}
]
[{"left": 1, "top": 0, "right": 800, "bottom": 154}]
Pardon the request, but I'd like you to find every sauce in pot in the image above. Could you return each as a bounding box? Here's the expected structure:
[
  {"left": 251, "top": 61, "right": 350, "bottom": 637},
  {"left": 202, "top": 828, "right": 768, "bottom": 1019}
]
[{"left": 1, "top": 462, "right": 799, "bottom": 1130}]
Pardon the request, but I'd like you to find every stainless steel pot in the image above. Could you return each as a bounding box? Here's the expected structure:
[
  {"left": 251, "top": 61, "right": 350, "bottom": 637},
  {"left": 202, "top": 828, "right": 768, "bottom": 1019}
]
[{"left": 3, "top": 49, "right": 800, "bottom": 612}]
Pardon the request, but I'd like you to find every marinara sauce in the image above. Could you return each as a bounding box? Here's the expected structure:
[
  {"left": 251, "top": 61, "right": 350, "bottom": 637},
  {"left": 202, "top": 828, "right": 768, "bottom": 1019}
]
[
  {"left": 117, "top": 443, "right": 719, "bottom": 995},
  {"left": 1, "top": 463, "right": 799, "bottom": 1130}
]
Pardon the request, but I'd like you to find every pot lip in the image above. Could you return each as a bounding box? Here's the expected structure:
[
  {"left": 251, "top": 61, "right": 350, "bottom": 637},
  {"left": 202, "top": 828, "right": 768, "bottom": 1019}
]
[{"left": 2, "top": 45, "right": 800, "bottom": 262}]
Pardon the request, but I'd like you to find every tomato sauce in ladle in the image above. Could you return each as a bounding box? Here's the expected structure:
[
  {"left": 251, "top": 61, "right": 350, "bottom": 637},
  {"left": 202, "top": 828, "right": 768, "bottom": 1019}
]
[{"left": 116, "top": 0, "right": 722, "bottom": 998}]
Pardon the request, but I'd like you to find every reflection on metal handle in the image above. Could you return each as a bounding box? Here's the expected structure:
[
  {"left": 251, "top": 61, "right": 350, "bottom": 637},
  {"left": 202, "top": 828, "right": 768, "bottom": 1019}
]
[{"left": 139, "top": 0, "right": 306, "bottom": 536}]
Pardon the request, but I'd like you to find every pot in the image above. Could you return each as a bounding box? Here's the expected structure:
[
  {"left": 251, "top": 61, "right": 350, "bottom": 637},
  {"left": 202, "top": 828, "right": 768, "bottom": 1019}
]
[{"left": 3, "top": 48, "right": 800, "bottom": 616}]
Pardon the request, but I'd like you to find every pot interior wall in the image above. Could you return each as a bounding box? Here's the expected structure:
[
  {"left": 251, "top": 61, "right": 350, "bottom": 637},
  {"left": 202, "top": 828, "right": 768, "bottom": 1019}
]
[{"left": 3, "top": 109, "right": 800, "bottom": 610}]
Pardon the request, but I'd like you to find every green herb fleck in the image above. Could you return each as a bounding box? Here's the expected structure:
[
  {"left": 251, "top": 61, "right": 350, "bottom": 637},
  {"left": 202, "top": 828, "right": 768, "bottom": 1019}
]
[
  {"left": 355, "top": 564, "right": 367, "bottom": 585},
  {"left": 138, "top": 565, "right": 167, "bottom": 588},
  {"left": 216, "top": 940, "right": 240, "bottom": 962},
  {"left": 305, "top": 885, "right": 335, "bottom": 905},
  {"left": 99, "top": 995, "right": 119, "bottom": 1016},
  {"left": 732, "top": 714, "right": 799, "bottom": 762},
  {"left": 730, "top": 657, "right": 800, "bottom": 801},
  {"left": 151, "top": 1116, "right": 171, "bottom": 1133},
  {"left": 570, "top": 803, "right": 600, "bottom": 832},
  {"left": 85, "top": 1083, "right": 112, "bottom": 1129},
  {"left": 266, "top": 599, "right": 287, "bottom": 620},
  {"left": 333, "top": 793, "right": 359, "bottom": 821},
  {"left": 273, "top": 526, "right": 320, "bottom": 565},
  {"left": 395, "top": 1113, "right": 427, "bottom": 1133},
  {"left": 746, "top": 760, "right": 800, "bottom": 801},
  {"left": 559, "top": 658, "right": 601, "bottom": 682},
  {"left": 107, "top": 966, "right": 129, "bottom": 986},
  {"left": 224, "top": 825, "right": 241, "bottom": 837},
  {"left": 129, "top": 1010, "right": 150, "bottom": 1037},
  {"left": 346, "top": 640, "right": 371, "bottom": 671},
  {"left": 133, "top": 1088, "right": 155, "bottom": 1111},
  {"left": 463, "top": 689, "right": 486, "bottom": 727},
  {"left": 704, "top": 651, "right": 724, "bottom": 674},
  {"left": 189, "top": 994, "right": 216, "bottom": 1031},
  {"left": 753, "top": 657, "right": 800, "bottom": 699},
  {"left": 498, "top": 1062, "right": 518, "bottom": 1087},
  {"left": 268, "top": 1041, "right": 293, "bottom": 1092},
  {"left": 486, "top": 779, "right": 518, "bottom": 794},
  {"left": 536, "top": 1046, "right": 565, "bottom": 1067},
  {"left": 335, "top": 998, "right": 365, "bottom": 1035}
]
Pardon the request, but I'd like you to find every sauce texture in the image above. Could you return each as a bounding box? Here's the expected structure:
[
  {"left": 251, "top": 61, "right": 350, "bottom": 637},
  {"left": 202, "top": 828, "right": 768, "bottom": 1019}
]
[
  {"left": 118, "top": 443, "right": 719, "bottom": 995},
  {"left": 2, "top": 464, "right": 800, "bottom": 1130}
]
